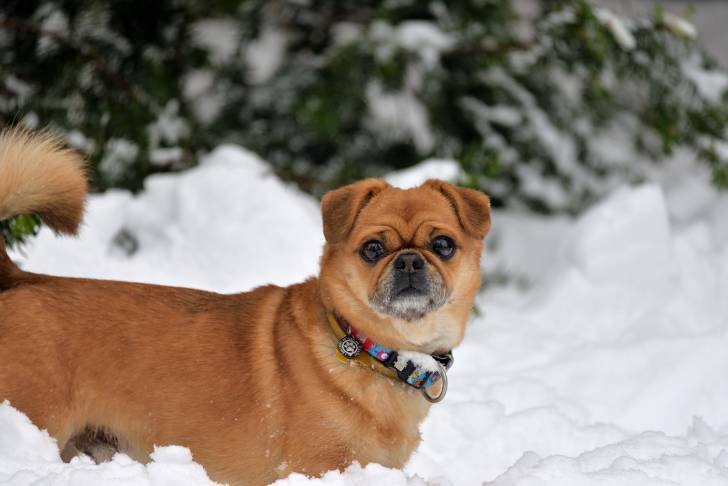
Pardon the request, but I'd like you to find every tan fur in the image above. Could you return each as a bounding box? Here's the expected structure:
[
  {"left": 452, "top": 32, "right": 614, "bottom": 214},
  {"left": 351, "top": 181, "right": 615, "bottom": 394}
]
[
  {"left": 0, "top": 128, "right": 87, "bottom": 234},
  {"left": 0, "top": 132, "right": 490, "bottom": 485}
]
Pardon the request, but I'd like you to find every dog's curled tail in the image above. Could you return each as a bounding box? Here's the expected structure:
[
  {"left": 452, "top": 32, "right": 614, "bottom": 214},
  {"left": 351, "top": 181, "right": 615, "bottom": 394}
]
[
  {"left": 0, "top": 128, "right": 88, "bottom": 283},
  {"left": 0, "top": 128, "right": 87, "bottom": 233}
]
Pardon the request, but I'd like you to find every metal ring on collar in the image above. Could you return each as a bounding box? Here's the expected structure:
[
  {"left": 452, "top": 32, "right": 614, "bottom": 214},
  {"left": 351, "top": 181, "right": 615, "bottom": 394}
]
[{"left": 421, "top": 362, "right": 448, "bottom": 403}]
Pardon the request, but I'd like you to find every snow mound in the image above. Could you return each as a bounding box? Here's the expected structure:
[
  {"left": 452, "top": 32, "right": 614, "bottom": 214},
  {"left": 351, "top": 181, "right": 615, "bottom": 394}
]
[
  {"left": 272, "top": 463, "right": 433, "bottom": 486},
  {"left": 489, "top": 418, "right": 728, "bottom": 486},
  {"left": 385, "top": 159, "right": 461, "bottom": 188},
  {"left": 11, "top": 144, "right": 323, "bottom": 292}
]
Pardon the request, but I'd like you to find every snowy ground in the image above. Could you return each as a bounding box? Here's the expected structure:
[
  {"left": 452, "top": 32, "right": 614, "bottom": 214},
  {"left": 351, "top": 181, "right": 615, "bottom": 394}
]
[{"left": 3, "top": 145, "right": 728, "bottom": 485}]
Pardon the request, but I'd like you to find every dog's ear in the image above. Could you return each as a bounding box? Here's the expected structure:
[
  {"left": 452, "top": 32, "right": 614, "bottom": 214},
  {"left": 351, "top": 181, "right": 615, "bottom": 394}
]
[
  {"left": 321, "top": 179, "right": 390, "bottom": 244},
  {"left": 423, "top": 179, "right": 491, "bottom": 240}
]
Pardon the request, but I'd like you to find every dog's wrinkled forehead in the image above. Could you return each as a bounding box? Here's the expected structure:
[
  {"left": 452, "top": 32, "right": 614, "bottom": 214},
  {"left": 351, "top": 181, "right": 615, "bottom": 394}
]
[
  {"left": 321, "top": 178, "right": 491, "bottom": 245},
  {"left": 353, "top": 187, "right": 460, "bottom": 238}
]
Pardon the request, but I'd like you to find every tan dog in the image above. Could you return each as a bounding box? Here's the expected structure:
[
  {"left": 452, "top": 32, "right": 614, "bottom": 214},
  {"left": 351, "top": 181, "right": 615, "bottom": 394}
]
[{"left": 0, "top": 129, "right": 490, "bottom": 485}]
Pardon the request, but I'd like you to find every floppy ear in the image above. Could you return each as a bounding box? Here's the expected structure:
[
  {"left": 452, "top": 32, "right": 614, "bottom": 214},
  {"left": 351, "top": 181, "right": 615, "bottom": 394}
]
[
  {"left": 423, "top": 179, "right": 491, "bottom": 239},
  {"left": 321, "top": 179, "right": 390, "bottom": 244}
]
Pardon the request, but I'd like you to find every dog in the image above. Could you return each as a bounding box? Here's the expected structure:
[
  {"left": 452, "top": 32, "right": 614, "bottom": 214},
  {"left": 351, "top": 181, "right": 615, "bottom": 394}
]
[{"left": 0, "top": 129, "right": 491, "bottom": 485}]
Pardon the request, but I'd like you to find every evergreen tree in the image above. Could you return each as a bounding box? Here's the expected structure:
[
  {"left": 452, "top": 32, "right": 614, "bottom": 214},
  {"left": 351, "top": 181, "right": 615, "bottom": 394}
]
[{"left": 2, "top": 0, "right": 727, "bottom": 246}]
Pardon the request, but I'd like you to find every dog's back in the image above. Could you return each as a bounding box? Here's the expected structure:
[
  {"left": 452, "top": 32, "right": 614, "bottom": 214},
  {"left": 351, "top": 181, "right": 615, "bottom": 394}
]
[{"left": 0, "top": 128, "right": 88, "bottom": 286}]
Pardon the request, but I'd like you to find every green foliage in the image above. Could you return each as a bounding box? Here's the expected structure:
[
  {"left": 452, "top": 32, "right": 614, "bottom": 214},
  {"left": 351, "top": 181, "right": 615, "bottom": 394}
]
[
  {"left": 0, "top": 0, "right": 207, "bottom": 191},
  {"left": 0, "top": 215, "right": 41, "bottom": 248},
  {"left": 1, "top": 0, "right": 728, "bottom": 246}
]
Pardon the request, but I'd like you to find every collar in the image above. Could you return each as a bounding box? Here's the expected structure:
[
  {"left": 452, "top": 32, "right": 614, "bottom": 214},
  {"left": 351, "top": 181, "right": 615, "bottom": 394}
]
[{"left": 326, "top": 311, "right": 454, "bottom": 402}]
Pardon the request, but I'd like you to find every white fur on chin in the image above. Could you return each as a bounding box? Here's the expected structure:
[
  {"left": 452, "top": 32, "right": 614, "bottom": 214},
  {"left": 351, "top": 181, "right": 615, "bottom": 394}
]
[{"left": 388, "top": 309, "right": 463, "bottom": 354}]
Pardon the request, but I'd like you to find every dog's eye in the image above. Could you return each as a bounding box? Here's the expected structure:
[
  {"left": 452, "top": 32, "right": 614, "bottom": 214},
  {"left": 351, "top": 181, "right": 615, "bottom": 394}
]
[
  {"left": 360, "top": 240, "right": 386, "bottom": 263},
  {"left": 431, "top": 236, "right": 456, "bottom": 260}
]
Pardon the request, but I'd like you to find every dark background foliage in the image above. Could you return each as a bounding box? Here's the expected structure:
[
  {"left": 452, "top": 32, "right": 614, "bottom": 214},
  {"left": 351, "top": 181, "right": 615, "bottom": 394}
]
[{"left": 2, "top": 0, "right": 727, "bottom": 246}]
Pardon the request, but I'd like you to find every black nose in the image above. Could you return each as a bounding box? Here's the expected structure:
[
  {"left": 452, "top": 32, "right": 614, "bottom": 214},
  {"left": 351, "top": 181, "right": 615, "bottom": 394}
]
[{"left": 394, "top": 253, "right": 424, "bottom": 273}]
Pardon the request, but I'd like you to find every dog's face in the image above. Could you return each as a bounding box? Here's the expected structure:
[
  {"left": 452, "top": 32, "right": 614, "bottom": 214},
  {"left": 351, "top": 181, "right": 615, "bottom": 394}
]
[{"left": 319, "top": 179, "right": 491, "bottom": 354}]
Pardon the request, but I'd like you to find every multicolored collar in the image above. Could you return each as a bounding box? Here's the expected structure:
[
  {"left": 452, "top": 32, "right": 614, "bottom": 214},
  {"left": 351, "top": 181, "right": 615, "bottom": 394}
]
[{"left": 326, "top": 311, "right": 454, "bottom": 402}]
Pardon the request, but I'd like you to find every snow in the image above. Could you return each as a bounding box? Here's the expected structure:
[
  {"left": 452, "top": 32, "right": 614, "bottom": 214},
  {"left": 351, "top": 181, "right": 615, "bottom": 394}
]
[
  {"left": 5, "top": 146, "right": 728, "bottom": 485},
  {"left": 662, "top": 12, "right": 697, "bottom": 40},
  {"left": 147, "top": 100, "right": 189, "bottom": 146},
  {"left": 370, "top": 20, "right": 454, "bottom": 69},
  {"left": 147, "top": 100, "right": 189, "bottom": 167},
  {"left": 66, "top": 129, "right": 96, "bottom": 155},
  {"left": 12, "top": 145, "right": 322, "bottom": 292},
  {"left": 183, "top": 70, "right": 226, "bottom": 124},
  {"left": 595, "top": 8, "right": 636, "bottom": 50},
  {"left": 684, "top": 61, "right": 728, "bottom": 104},
  {"left": 0, "top": 402, "right": 221, "bottom": 486},
  {"left": 245, "top": 26, "right": 287, "bottom": 85},
  {"left": 393, "top": 22, "right": 454, "bottom": 68},
  {"left": 488, "top": 421, "right": 728, "bottom": 486},
  {"left": 191, "top": 19, "right": 241, "bottom": 66},
  {"left": 395, "top": 351, "right": 439, "bottom": 375},
  {"left": 149, "top": 147, "right": 183, "bottom": 166},
  {"left": 3, "top": 76, "right": 32, "bottom": 103},
  {"left": 481, "top": 67, "right": 610, "bottom": 209},
  {"left": 99, "top": 138, "right": 140, "bottom": 182},
  {"left": 363, "top": 20, "right": 456, "bottom": 154},
  {"left": 19, "top": 112, "right": 39, "bottom": 130},
  {"left": 332, "top": 22, "right": 363, "bottom": 46},
  {"left": 460, "top": 97, "right": 523, "bottom": 133},
  {"left": 366, "top": 80, "right": 435, "bottom": 154},
  {"left": 363, "top": 20, "right": 455, "bottom": 156},
  {"left": 35, "top": 3, "right": 68, "bottom": 56},
  {"left": 384, "top": 159, "right": 461, "bottom": 188},
  {"left": 75, "top": 7, "right": 131, "bottom": 55},
  {"left": 272, "top": 463, "right": 431, "bottom": 486}
]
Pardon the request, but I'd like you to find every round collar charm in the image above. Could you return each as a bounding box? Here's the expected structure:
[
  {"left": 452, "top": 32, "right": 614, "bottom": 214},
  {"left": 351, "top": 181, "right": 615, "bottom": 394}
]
[{"left": 338, "top": 335, "right": 362, "bottom": 358}]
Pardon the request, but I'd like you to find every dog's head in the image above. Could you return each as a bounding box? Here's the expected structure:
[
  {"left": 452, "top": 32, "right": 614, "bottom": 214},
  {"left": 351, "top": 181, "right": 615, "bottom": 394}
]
[{"left": 319, "top": 178, "right": 491, "bottom": 354}]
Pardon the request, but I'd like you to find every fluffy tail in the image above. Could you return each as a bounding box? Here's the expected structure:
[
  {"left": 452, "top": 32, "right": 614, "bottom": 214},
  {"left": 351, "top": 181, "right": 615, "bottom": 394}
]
[{"left": 0, "top": 128, "right": 88, "bottom": 282}]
